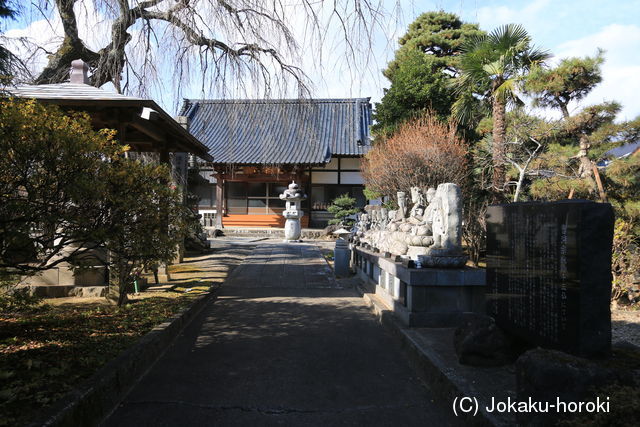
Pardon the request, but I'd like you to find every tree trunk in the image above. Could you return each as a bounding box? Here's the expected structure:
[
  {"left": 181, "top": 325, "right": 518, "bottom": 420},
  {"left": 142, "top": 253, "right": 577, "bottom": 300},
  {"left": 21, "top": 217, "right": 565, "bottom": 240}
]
[
  {"left": 117, "top": 262, "right": 130, "bottom": 306},
  {"left": 492, "top": 96, "right": 507, "bottom": 196},
  {"left": 35, "top": 0, "right": 99, "bottom": 84},
  {"left": 513, "top": 167, "right": 526, "bottom": 202}
]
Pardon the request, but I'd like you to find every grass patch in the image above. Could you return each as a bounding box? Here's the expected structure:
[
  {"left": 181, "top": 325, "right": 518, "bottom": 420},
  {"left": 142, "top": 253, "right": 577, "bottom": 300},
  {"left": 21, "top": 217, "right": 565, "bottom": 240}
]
[
  {"left": 167, "top": 264, "right": 202, "bottom": 273},
  {"left": 0, "top": 292, "right": 200, "bottom": 427},
  {"left": 323, "top": 249, "right": 335, "bottom": 261}
]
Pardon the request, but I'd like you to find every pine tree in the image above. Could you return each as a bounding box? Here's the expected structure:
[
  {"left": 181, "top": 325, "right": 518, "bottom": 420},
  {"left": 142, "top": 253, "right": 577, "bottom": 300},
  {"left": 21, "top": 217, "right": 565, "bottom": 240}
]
[
  {"left": 327, "top": 194, "right": 360, "bottom": 227},
  {"left": 373, "top": 11, "right": 484, "bottom": 137}
]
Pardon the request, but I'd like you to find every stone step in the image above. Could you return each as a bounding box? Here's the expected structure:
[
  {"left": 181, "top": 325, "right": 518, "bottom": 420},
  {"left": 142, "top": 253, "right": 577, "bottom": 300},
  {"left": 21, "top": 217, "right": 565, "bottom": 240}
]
[
  {"left": 145, "top": 284, "right": 176, "bottom": 292},
  {"left": 205, "top": 226, "right": 329, "bottom": 240}
]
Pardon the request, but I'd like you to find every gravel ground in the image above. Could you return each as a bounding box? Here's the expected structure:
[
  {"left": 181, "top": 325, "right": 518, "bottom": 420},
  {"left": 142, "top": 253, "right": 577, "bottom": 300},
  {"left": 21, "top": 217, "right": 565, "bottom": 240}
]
[{"left": 612, "top": 307, "right": 640, "bottom": 347}]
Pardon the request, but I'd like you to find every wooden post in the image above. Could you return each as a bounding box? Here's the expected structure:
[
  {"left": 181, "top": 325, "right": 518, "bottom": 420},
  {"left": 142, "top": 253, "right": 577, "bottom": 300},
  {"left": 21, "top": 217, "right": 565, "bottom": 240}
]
[
  {"left": 159, "top": 148, "right": 170, "bottom": 164},
  {"left": 294, "top": 166, "right": 308, "bottom": 228},
  {"left": 158, "top": 147, "right": 177, "bottom": 266},
  {"left": 215, "top": 167, "right": 224, "bottom": 229},
  {"left": 592, "top": 165, "right": 608, "bottom": 202}
]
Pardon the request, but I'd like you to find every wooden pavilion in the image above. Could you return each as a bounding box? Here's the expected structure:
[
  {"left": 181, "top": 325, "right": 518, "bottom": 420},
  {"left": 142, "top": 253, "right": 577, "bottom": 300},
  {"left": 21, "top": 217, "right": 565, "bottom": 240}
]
[
  {"left": 181, "top": 98, "right": 372, "bottom": 229},
  {"left": 7, "top": 59, "right": 212, "bottom": 292}
]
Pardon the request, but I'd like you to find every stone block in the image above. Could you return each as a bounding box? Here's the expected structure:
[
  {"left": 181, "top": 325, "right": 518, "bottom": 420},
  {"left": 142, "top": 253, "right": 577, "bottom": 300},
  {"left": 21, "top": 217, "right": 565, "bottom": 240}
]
[
  {"left": 68, "top": 286, "right": 108, "bottom": 298},
  {"left": 391, "top": 275, "right": 400, "bottom": 299},
  {"left": 425, "top": 286, "right": 463, "bottom": 313},
  {"left": 408, "top": 286, "right": 428, "bottom": 312},
  {"left": 463, "top": 269, "right": 486, "bottom": 286},
  {"left": 454, "top": 314, "right": 514, "bottom": 367},
  {"left": 515, "top": 348, "right": 632, "bottom": 426},
  {"left": 436, "top": 269, "right": 465, "bottom": 286},
  {"left": 352, "top": 247, "right": 487, "bottom": 327},
  {"left": 372, "top": 264, "right": 381, "bottom": 283},
  {"left": 409, "top": 269, "right": 438, "bottom": 286},
  {"left": 75, "top": 267, "right": 107, "bottom": 286}
]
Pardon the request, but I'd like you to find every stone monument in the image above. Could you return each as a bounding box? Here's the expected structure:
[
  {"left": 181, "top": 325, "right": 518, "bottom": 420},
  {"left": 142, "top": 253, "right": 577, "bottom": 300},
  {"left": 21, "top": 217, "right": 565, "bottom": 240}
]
[
  {"left": 486, "top": 200, "right": 614, "bottom": 357},
  {"left": 350, "top": 183, "right": 485, "bottom": 327},
  {"left": 279, "top": 181, "right": 307, "bottom": 242}
]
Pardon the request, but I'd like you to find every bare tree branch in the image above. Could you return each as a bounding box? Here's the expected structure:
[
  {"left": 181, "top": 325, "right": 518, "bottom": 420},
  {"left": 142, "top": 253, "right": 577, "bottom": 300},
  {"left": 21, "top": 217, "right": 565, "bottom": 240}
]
[{"left": 21, "top": 0, "right": 392, "bottom": 102}]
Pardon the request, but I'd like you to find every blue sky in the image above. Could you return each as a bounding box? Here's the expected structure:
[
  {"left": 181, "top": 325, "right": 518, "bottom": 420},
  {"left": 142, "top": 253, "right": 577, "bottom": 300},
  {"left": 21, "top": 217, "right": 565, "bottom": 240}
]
[
  {"left": 432, "top": 0, "right": 640, "bottom": 50},
  {"left": 404, "top": 0, "right": 640, "bottom": 120},
  {"left": 4, "top": 0, "right": 640, "bottom": 120}
]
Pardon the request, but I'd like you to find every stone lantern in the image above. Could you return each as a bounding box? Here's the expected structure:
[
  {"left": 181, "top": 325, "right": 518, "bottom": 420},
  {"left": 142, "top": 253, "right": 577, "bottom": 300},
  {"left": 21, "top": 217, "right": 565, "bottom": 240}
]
[{"left": 279, "top": 181, "right": 307, "bottom": 242}]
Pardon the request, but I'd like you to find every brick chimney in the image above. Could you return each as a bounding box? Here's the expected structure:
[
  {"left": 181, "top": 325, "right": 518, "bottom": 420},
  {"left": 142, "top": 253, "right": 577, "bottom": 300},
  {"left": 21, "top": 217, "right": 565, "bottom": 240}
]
[{"left": 69, "top": 59, "right": 90, "bottom": 84}]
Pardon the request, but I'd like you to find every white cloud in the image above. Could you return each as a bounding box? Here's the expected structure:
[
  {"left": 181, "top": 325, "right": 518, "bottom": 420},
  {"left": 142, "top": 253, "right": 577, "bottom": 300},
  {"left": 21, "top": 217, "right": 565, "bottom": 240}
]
[
  {"left": 4, "top": 2, "right": 113, "bottom": 81},
  {"left": 4, "top": 16, "right": 62, "bottom": 78},
  {"left": 470, "top": 0, "right": 640, "bottom": 122},
  {"left": 555, "top": 24, "right": 640, "bottom": 121},
  {"left": 476, "top": 0, "right": 551, "bottom": 32}
]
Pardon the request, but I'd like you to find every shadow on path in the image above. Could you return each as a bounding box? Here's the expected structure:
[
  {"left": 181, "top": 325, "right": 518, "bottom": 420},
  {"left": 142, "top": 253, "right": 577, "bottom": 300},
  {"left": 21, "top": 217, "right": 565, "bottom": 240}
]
[{"left": 104, "top": 242, "right": 456, "bottom": 426}]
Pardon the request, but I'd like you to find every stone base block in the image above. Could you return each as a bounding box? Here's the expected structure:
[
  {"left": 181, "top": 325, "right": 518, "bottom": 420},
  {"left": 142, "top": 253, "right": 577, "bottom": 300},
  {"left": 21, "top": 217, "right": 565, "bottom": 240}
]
[
  {"left": 354, "top": 246, "right": 486, "bottom": 327},
  {"left": 68, "top": 286, "right": 108, "bottom": 298},
  {"left": 15, "top": 285, "right": 109, "bottom": 298},
  {"left": 418, "top": 254, "right": 468, "bottom": 268}
]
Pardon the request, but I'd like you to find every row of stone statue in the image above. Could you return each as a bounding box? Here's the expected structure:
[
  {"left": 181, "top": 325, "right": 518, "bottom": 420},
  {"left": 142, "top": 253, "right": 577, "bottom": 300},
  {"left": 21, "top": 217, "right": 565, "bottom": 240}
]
[{"left": 352, "top": 183, "right": 467, "bottom": 268}]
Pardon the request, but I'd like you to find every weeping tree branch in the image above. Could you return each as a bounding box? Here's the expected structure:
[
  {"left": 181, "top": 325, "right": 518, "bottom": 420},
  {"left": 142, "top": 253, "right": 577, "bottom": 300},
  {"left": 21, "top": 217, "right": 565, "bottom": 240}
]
[
  {"left": 139, "top": 7, "right": 305, "bottom": 87},
  {"left": 34, "top": 0, "right": 308, "bottom": 92},
  {"left": 35, "top": 0, "right": 100, "bottom": 84},
  {"left": 29, "top": 0, "right": 388, "bottom": 98}
]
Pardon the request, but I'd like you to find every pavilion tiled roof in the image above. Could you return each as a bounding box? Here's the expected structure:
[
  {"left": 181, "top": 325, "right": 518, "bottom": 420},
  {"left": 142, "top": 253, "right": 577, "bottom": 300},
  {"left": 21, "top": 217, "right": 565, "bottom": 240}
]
[
  {"left": 8, "top": 82, "right": 143, "bottom": 102},
  {"left": 7, "top": 82, "right": 213, "bottom": 161},
  {"left": 179, "top": 98, "right": 372, "bottom": 165}
]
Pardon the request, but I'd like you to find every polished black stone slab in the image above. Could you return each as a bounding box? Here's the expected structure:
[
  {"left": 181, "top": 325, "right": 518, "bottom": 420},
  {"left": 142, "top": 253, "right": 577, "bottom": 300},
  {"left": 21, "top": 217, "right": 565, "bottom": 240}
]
[{"left": 486, "top": 200, "right": 614, "bottom": 357}]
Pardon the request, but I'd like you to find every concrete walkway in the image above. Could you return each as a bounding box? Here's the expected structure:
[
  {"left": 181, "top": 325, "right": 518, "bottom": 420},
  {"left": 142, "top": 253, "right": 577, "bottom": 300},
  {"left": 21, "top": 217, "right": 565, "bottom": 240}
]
[{"left": 104, "top": 242, "right": 455, "bottom": 426}]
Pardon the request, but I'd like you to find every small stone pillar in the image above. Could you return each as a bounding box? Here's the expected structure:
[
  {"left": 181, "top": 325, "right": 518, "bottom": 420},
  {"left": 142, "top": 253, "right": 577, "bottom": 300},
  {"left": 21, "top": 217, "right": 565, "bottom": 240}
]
[
  {"left": 155, "top": 263, "right": 171, "bottom": 283},
  {"left": 279, "top": 181, "right": 307, "bottom": 242},
  {"left": 333, "top": 228, "right": 351, "bottom": 277},
  {"left": 70, "top": 59, "right": 90, "bottom": 84}
]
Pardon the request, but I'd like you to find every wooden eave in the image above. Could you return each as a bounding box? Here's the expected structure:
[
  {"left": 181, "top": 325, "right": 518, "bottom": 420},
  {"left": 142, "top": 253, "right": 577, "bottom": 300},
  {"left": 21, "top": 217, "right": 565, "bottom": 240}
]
[{"left": 14, "top": 97, "right": 213, "bottom": 161}]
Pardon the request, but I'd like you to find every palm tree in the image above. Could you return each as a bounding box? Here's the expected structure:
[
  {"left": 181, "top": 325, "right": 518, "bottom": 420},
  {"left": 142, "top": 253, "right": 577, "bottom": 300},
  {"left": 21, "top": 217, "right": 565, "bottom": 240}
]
[{"left": 453, "top": 24, "right": 549, "bottom": 194}]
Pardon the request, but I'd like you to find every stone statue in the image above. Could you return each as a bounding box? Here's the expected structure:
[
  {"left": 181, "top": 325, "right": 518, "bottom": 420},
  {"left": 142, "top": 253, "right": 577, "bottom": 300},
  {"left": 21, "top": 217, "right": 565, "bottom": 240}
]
[
  {"left": 423, "top": 188, "right": 437, "bottom": 222},
  {"left": 379, "top": 207, "right": 389, "bottom": 229},
  {"left": 395, "top": 191, "right": 407, "bottom": 221},
  {"left": 418, "top": 183, "right": 468, "bottom": 267},
  {"left": 279, "top": 181, "right": 307, "bottom": 242},
  {"left": 351, "top": 212, "right": 368, "bottom": 246},
  {"left": 355, "top": 183, "right": 467, "bottom": 268},
  {"left": 409, "top": 186, "right": 426, "bottom": 217},
  {"left": 385, "top": 188, "right": 435, "bottom": 257}
]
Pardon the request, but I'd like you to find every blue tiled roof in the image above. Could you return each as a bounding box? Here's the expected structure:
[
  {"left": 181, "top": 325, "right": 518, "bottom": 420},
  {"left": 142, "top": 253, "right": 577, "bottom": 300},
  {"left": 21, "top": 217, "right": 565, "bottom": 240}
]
[
  {"left": 180, "top": 98, "right": 372, "bottom": 165},
  {"left": 604, "top": 141, "right": 640, "bottom": 159}
]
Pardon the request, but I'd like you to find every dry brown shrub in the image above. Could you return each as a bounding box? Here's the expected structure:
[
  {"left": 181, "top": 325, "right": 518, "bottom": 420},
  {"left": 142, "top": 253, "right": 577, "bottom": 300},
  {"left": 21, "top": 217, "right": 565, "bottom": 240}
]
[{"left": 362, "top": 115, "right": 469, "bottom": 196}]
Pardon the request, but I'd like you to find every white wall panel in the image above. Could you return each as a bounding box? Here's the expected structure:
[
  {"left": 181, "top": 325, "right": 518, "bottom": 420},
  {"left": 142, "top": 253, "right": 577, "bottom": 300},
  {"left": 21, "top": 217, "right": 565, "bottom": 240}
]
[
  {"left": 311, "top": 171, "right": 339, "bottom": 184},
  {"left": 340, "top": 158, "right": 361, "bottom": 170},
  {"left": 340, "top": 172, "right": 364, "bottom": 184}
]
